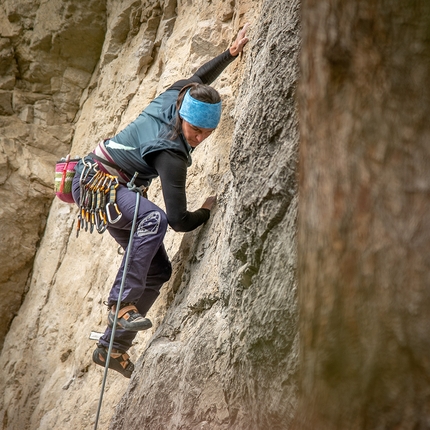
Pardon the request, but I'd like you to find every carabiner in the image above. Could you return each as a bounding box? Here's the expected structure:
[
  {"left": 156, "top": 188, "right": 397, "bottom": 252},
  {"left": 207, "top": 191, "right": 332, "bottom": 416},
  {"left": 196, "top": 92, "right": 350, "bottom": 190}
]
[{"left": 106, "top": 202, "right": 122, "bottom": 224}]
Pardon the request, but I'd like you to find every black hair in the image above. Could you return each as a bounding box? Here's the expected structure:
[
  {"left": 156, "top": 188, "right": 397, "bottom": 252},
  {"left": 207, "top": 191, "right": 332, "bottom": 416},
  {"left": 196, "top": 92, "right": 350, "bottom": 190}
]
[{"left": 169, "top": 83, "right": 221, "bottom": 140}]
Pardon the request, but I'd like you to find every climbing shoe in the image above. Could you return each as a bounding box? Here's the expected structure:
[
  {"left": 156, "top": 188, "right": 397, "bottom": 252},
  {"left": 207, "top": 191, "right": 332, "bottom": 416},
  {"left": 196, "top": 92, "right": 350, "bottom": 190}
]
[
  {"left": 107, "top": 303, "right": 153, "bottom": 331},
  {"left": 92, "top": 343, "right": 134, "bottom": 378}
]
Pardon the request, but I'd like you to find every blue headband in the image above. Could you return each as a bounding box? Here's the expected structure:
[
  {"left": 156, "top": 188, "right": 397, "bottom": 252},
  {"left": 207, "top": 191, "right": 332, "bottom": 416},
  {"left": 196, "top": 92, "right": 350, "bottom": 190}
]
[{"left": 179, "top": 90, "right": 222, "bottom": 129}]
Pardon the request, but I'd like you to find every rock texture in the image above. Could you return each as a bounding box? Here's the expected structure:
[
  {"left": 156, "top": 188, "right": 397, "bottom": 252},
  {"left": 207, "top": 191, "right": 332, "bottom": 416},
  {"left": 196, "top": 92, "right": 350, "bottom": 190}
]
[
  {"left": 0, "top": 0, "right": 106, "bottom": 352},
  {"left": 294, "top": 1, "right": 430, "bottom": 428},
  {"left": 0, "top": 0, "right": 300, "bottom": 429}
]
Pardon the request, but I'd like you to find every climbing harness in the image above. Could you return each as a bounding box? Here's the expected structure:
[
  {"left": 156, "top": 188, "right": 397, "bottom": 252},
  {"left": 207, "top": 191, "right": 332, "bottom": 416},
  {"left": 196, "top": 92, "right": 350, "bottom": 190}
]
[
  {"left": 76, "top": 161, "right": 123, "bottom": 237},
  {"left": 93, "top": 172, "right": 144, "bottom": 430},
  {"left": 92, "top": 139, "right": 132, "bottom": 185}
]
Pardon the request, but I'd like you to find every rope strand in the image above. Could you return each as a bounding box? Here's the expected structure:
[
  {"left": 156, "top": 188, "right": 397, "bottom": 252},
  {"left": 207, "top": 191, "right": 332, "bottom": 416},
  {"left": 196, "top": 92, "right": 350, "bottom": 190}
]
[{"left": 93, "top": 172, "right": 140, "bottom": 430}]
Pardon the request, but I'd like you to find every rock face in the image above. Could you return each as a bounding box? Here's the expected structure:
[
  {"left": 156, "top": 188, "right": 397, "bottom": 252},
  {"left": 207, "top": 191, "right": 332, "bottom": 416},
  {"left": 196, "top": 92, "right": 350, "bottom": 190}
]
[
  {"left": 0, "top": 0, "right": 300, "bottom": 429},
  {"left": 294, "top": 1, "right": 430, "bottom": 428},
  {"left": 0, "top": 0, "right": 106, "bottom": 352}
]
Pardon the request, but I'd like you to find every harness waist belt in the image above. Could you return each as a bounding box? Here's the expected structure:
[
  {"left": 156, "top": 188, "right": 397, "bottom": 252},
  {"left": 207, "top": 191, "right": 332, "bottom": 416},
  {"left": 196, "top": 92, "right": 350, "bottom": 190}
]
[{"left": 92, "top": 140, "right": 130, "bottom": 184}]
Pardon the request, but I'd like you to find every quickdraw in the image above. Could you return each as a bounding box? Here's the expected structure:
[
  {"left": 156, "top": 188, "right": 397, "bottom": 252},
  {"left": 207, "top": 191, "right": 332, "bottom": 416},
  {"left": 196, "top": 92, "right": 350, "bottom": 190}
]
[{"left": 76, "top": 162, "right": 122, "bottom": 237}]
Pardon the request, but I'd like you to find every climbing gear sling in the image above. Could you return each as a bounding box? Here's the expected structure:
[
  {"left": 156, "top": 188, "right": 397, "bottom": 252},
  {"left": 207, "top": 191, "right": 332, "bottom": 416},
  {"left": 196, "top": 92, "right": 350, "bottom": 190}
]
[{"left": 76, "top": 161, "right": 123, "bottom": 237}]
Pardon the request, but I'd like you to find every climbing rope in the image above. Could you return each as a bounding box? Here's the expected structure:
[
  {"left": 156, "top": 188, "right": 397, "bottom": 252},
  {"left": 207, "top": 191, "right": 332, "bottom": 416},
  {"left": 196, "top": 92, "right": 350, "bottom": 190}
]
[{"left": 93, "top": 172, "right": 141, "bottom": 430}]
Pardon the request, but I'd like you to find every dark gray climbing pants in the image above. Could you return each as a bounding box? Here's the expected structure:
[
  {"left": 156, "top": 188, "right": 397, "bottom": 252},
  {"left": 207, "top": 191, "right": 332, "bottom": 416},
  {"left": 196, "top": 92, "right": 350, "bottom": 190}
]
[{"left": 72, "top": 174, "right": 172, "bottom": 351}]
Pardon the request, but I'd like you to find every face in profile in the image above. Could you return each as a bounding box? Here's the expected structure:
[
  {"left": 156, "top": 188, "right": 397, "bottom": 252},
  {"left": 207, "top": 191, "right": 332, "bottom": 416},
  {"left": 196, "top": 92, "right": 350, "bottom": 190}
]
[{"left": 181, "top": 120, "right": 215, "bottom": 147}]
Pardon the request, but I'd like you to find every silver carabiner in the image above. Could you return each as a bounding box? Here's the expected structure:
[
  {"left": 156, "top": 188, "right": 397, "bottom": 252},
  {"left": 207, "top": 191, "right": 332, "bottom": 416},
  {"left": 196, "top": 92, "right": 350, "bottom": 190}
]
[{"left": 105, "top": 202, "right": 122, "bottom": 224}]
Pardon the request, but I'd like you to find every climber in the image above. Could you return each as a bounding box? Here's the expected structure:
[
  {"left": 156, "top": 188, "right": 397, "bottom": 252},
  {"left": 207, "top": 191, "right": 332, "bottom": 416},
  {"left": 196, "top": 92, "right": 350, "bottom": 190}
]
[{"left": 71, "top": 24, "right": 250, "bottom": 378}]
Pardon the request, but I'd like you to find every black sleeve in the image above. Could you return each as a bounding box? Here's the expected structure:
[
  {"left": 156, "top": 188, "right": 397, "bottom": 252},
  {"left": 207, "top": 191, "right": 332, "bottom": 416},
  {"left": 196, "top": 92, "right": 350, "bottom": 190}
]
[
  {"left": 167, "top": 49, "right": 237, "bottom": 91},
  {"left": 147, "top": 150, "right": 210, "bottom": 232}
]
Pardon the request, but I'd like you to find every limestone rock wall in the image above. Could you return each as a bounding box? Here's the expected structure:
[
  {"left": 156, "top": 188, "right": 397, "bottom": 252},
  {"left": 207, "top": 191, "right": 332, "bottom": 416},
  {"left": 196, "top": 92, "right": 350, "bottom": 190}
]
[
  {"left": 0, "top": 0, "right": 300, "bottom": 429},
  {"left": 0, "top": 0, "right": 106, "bottom": 352}
]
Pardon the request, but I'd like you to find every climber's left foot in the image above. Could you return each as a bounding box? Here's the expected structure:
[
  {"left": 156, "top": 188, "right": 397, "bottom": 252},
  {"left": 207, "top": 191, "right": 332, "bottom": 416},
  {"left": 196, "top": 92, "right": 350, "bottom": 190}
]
[{"left": 107, "top": 303, "right": 152, "bottom": 331}]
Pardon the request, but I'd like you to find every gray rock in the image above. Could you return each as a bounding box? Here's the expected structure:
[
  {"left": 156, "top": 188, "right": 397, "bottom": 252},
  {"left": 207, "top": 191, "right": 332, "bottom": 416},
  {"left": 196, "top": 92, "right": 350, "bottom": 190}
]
[{"left": 0, "top": 0, "right": 300, "bottom": 429}]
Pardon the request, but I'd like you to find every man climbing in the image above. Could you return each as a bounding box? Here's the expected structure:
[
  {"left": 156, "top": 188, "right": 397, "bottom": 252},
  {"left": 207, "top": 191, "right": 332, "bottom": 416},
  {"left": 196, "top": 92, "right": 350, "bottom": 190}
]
[{"left": 72, "top": 24, "right": 250, "bottom": 378}]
